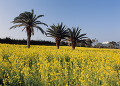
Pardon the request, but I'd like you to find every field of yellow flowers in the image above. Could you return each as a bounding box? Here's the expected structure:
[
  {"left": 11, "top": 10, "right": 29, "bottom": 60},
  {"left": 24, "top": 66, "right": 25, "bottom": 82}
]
[{"left": 0, "top": 43, "right": 120, "bottom": 86}]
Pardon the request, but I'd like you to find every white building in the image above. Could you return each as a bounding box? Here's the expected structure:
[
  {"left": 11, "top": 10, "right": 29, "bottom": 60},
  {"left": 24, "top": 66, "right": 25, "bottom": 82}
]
[
  {"left": 102, "top": 41, "right": 109, "bottom": 47},
  {"left": 102, "top": 41, "right": 120, "bottom": 48}
]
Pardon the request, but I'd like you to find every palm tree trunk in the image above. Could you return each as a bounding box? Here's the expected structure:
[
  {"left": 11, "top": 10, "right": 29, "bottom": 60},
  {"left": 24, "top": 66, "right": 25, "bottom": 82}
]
[
  {"left": 56, "top": 38, "right": 61, "bottom": 49},
  {"left": 27, "top": 27, "right": 31, "bottom": 48},
  {"left": 27, "top": 35, "right": 30, "bottom": 48},
  {"left": 71, "top": 40, "right": 76, "bottom": 50}
]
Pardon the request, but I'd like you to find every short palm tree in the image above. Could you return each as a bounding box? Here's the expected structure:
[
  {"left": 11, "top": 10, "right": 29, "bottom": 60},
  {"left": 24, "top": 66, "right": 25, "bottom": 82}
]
[
  {"left": 10, "top": 9, "right": 48, "bottom": 48},
  {"left": 67, "top": 27, "right": 87, "bottom": 50},
  {"left": 46, "top": 23, "right": 68, "bottom": 49}
]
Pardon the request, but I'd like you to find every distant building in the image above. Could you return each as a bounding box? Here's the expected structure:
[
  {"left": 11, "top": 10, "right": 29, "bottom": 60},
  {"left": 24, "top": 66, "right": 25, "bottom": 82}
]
[
  {"left": 114, "top": 42, "right": 120, "bottom": 49},
  {"left": 101, "top": 41, "right": 120, "bottom": 49},
  {"left": 102, "top": 41, "right": 109, "bottom": 47}
]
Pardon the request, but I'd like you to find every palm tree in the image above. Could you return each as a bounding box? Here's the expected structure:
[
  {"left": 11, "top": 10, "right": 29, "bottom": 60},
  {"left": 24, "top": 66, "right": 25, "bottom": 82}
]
[
  {"left": 67, "top": 27, "right": 87, "bottom": 50},
  {"left": 10, "top": 9, "right": 48, "bottom": 48},
  {"left": 46, "top": 23, "right": 68, "bottom": 49}
]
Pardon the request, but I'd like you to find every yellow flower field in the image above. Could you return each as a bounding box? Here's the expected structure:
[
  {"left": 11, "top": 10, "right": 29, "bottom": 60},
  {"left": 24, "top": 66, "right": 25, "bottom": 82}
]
[{"left": 0, "top": 43, "right": 120, "bottom": 86}]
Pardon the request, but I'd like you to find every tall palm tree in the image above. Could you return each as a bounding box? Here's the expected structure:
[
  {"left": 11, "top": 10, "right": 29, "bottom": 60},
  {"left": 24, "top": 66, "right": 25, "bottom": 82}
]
[
  {"left": 67, "top": 27, "right": 87, "bottom": 50},
  {"left": 46, "top": 23, "right": 68, "bottom": 49},
  {"left": 10, "top": 9, "right": 48, "bottom": 48}
]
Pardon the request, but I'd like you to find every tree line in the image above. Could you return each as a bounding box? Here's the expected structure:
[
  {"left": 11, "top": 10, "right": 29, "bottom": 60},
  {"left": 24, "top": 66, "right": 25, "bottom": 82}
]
[{"left": 0, "top": 37, "right": 69, "bottom": 46}]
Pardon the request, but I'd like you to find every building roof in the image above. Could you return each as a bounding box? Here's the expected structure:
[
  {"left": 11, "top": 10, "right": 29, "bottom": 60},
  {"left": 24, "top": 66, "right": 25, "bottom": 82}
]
[{"left": 102, "top": 41, "right": 109, "bottom": 44}]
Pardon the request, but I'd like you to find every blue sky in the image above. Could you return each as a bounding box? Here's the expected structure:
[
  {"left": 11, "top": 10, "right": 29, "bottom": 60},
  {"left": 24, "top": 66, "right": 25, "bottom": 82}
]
[{"left": 0, "top": 0, "right": 120, "bottom": 42}]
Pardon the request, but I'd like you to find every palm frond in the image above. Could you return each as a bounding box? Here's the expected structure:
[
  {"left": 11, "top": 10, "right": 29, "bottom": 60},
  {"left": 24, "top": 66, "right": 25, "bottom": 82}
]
[
  {"left": 10, "top": 24, "right": 25, "bottom": 29},
  {"left": 31, "top": 28, "right": 34, "bottom": 35},
  {"left": 34, "top": 21, "right": 48, "bottom": 27},
  {"left": 35, "top": 26, "right": 45, "bottom": 34},
  {"left": 31, "top": 9, "right": 34, "bottom": 17},
  {"left": 78, "top": 34, "right": 87, "bottom": 38},
  {"left": 34, "top": 15, "right": 44, "bottom": 21},
  {"left": 22, "top": 27, "right": 26, "bottom": 31}
]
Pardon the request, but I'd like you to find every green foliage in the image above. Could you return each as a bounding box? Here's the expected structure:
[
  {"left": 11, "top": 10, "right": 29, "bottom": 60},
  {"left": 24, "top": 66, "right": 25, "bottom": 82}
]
[
  {"left": 10, "top": 9, "right": 48, "bottom": 35},
  {"left": 46, "top": 22, "right": 68, "bottom": 39},
  {"left": 0, "top": 37, "right": 57, "bottom": 46},
  {"left": 67, "top": 27, "right": 87, "bottom": 43}
]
